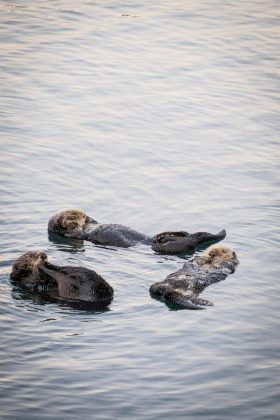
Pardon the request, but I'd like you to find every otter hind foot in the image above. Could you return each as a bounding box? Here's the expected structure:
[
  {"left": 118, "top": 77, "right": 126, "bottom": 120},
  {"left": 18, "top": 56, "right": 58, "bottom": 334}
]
[
  {"left": 189, "top": 296, "right": 214, "bottom": 307},
  {"left": 152, "top": 229, "right": 226, "bottom": 254},
  {"left": 164, "top": 290, "right": 213, "bottom": 310},
  {"left": 207, "top": 229, "right": 226, "bottom": 243},
  {"left": 153, "top": 231, "right": 189, "bottom": 244}
]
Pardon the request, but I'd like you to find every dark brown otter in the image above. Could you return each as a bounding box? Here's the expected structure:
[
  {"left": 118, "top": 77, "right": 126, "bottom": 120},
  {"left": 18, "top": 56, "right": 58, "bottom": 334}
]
[
  {"left": 10, "top": 251, "right": 114, "bottom": 309},
  {"left": 48, "top": 209, "right": 226, "bottom": 254}
]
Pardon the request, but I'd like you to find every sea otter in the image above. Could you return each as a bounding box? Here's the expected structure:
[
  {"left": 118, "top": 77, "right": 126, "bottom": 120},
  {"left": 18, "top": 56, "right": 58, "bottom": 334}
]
[
  {"left": 149, "top": 244, "right": 239, "bottom": 309},
  {"left": 10, "top": 251, "right": 114, "bottom": 309},
  {"left": 48, "top": 208, "right": 226, "bottom": 254}
]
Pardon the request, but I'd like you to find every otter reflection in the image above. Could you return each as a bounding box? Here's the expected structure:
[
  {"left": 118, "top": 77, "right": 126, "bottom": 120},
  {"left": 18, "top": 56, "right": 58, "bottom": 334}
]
[{"left": 10, "top": 251, "right": 114, "bottom": 310}]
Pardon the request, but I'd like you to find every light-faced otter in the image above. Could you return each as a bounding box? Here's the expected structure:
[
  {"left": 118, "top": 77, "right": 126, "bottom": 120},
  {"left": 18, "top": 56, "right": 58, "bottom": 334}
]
[
  {"left": 48, "top": 209, "right": 226, "bottom": 254},
  {"left": 10, "top": 251, "right": 114, "bottom": 309},
  {"left": 149, "top": 244, "right": 239, "bottom": 309}
]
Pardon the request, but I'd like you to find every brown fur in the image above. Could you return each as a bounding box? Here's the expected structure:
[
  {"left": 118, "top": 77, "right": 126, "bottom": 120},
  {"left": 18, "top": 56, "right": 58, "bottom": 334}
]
[
  {"left": 10, "top": 251, "right": 48, "bottom": 286},
  {"left": 10, "top": 250, "right": 114, "bottom": 308},
  {"left": 149, "top": 244, "right": 238, "bottom": 309},
  {"left": 55, "top": 208, "right": 87, "bottom": 233}
]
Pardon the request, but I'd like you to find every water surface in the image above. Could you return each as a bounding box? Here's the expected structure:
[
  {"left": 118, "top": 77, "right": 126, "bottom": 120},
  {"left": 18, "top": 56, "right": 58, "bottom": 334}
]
[{"left": 0, "top": 1, "right": 279, "bottom": 419}]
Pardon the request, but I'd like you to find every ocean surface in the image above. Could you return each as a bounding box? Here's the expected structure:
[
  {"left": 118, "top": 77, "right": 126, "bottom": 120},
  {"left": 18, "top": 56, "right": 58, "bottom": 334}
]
[{"left": 0, "top": 1, "right": 279, "bottom": 419}]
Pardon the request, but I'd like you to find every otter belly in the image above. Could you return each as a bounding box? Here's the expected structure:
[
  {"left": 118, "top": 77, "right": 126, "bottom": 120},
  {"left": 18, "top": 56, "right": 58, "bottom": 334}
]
[{"left": 85, "top": 224, "right": 151, "bottom": 247}]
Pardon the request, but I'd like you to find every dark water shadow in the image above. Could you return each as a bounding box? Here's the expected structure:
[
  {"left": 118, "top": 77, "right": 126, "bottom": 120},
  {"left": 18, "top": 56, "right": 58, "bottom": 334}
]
[
  {"left": 195, "top": 238, "right": 225, "bottom": 252},
  {"left": 149, "top": 293, "right": 205, "bottom": 311},
  {"left": 176, "top": 237, "right": 227, "bottom": 260},
  {"left": 41, "top": 292, "right": 112, "bottom": 312},
  {"left": 153, "top": 247, "right": 196, "bottom": 261},
  {"left": 48, "top": 232, "right": 85, "bottom": 253},
  {"left": 11, "top": 285, "right": 111, "bottom": 313},
  {"left": 48, "top": 232, "right": 118, "bottom": 253}
]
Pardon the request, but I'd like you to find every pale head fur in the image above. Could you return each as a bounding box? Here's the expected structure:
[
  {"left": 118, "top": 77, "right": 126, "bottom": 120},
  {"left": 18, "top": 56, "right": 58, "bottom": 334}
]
[
  {"left": 205, "top": 244, "right": 237, "bottom": 262},
  {"left": 58, "top": 209, "right": 87, "bottom": 232},
  {"left": 197, "top": 244, "right": 238, "bottom": 269},
  {"left": 48, "top": 208, "right": 95, "bottom": 235}
]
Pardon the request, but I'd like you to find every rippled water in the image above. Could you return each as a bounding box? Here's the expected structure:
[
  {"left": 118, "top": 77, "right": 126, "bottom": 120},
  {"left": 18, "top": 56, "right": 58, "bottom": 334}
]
[{"left": 1, "top": 1, "right": 279, "bottom": 419}]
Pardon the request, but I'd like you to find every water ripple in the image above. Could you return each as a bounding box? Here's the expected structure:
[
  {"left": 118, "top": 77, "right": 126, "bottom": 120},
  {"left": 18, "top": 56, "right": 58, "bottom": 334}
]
[{"left": 0, "top": 1, "right": 279, "bottom": 419}]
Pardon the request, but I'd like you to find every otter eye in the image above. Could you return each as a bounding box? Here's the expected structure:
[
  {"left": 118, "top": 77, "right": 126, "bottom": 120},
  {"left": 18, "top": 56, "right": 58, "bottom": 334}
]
[{"left": 233, "top": 252, "right": 236, "bottom": 257}]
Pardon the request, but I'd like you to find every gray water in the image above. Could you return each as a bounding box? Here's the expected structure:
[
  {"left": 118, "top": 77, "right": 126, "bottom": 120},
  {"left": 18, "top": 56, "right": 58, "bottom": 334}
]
[{"left": 0, "top": 1, "right": 279, "bottom": 419}]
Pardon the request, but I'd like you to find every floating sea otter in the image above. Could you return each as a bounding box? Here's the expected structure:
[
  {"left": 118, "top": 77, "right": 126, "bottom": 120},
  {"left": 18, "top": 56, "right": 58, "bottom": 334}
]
[
  {"left": 10, "top": 251, "right": 114, "bottom": 309},
  {"left": 48, "top": 209, "right": 226, "bottom": 254},
  {"left": 149, "top": 244, "right": 239, "bottom": 309}
]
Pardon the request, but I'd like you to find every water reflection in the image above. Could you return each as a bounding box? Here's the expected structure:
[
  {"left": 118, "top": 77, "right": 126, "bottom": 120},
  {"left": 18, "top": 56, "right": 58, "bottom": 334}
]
[
  {"left": 48, "top": 232, "right": 86, "bottom": 253},
  {"left": 0, "top": 0, "right": 278, "bottom": 418},
  {"left": 11, "top": 285, "right": 112, "bottom": 313},
  {"left": 150, "top": 293, "right": 204, "bottom": 311},
  {"left": 48, "top": 232, "right": 119, "bottom": 253}
]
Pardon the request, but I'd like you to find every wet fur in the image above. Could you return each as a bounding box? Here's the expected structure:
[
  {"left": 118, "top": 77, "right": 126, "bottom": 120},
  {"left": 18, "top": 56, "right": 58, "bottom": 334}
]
[
  {"left": 48, "top": 208, "right": 226, "bottom": 253},
  {"left": 10, "top": 251, "right": 50, "bottom": 289},
  {"left": 10, "top": 251, "right": 114, "bottom": 309},
  {"left": 48, "top": 209, "right": 94, "bottom": 237},
  {"left": 151, "top": 230, "right": 227, "bottom": 254},
  {"left": 149, "top": 244, "right": 239, "bottom": 309}
]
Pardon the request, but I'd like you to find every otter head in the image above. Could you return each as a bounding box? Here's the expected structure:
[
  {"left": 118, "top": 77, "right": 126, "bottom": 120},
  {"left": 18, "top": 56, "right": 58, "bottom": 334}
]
[
  {"left": 205, "top": 244, "right": 238, "bottom": 264},
  {"left": 10, "top": 251, "right": 49, "bottom": 287},
  {"left": 48, "top": 209, "right": 97, "bottom": 236},
  {"left": 149, "top": 282, "right": 169, "bottom": 297},
  {"left": 60, "top": 209, "right": 87, "bottom": 232},
  {"left": 196, "top": 244, "right": 238, "bottom": 270}
]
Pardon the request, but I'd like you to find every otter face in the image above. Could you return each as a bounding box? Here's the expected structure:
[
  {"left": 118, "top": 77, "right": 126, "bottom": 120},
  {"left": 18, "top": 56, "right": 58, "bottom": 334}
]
[
  {"left": 11, "top": 251, "right": 48, "bottom": 286},
  {"left": 205, "top": 244, "right": 237, "bottom": 262},
  {"left": 48, "top": 209, "right": 98, "bottom": 237},
  {"left": 60, "top": 209, "right": 87, "bottom": 232},
  {"left": 149, "top": 282, "right": 168, "bottom": 296}
]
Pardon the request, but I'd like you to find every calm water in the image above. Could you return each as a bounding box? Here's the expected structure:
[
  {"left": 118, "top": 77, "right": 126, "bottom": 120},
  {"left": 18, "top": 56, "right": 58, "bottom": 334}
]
[{"left": 0, "top": 1, "right": 279, "bottom": 419}]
